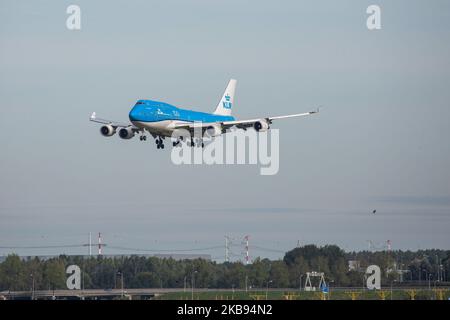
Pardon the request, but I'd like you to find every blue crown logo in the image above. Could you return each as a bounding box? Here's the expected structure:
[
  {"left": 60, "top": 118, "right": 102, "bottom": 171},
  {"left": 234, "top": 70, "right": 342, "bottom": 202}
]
[{"left": 223, "top": 94, "right": 232, "bottom": 109}]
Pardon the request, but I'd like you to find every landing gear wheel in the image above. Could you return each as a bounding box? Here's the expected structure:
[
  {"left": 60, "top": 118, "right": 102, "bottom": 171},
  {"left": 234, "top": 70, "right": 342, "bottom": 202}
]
[
  {"left": 157, "top": 144, "right": 160, "bottom": 149},
  {"left": 161, "top": 144, "right": 165, "bottom": 149}
]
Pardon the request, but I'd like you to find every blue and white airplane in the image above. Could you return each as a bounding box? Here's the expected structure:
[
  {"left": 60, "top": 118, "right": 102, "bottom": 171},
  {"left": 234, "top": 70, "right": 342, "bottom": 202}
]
[{"left": 90, "top": 79, "right": 318, "bottom": 149}]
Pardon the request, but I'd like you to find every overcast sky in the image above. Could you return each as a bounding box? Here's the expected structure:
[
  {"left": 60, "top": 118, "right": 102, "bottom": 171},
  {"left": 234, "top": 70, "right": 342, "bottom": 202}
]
[{"left": 1, "top": 0, "right": 449, "bottom": 260}]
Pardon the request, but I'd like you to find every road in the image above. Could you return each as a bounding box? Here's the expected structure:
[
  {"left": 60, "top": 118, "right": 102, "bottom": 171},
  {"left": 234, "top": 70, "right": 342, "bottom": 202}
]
[{"left": 2, "top": 286, "right": 449, "bottom": 300}]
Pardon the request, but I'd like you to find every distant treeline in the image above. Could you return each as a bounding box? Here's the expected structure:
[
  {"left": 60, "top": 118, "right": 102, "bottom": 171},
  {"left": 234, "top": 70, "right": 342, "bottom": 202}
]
[{"left": 0, "top": 245, "right": 448, "bottom": 291}]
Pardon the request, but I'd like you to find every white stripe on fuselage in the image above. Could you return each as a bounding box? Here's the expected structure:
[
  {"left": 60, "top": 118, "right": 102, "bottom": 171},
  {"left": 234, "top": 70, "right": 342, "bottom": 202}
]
[{"left": 131, "top": 120, "right": 190, "bottom": 137}]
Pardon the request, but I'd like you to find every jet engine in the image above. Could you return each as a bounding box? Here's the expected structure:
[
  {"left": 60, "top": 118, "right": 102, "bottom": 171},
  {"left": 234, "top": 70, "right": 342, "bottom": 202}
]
[
  {"left": 253, "top": 119, "right": 269, "bottom": 132},
  {"left": 100, "top": 124, "right": 116, "bottom": 137},
  {"left": 118, "top": 127, "right": 135, "bottom": 139},
  {"left": 205, "top": 124, "right": 222, "bottom": 137}
]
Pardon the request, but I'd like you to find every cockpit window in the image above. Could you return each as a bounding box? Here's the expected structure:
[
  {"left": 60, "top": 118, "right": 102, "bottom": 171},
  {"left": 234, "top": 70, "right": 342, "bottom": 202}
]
[{"left": 136, "top": 102, "right": 144, "bottom": 105}]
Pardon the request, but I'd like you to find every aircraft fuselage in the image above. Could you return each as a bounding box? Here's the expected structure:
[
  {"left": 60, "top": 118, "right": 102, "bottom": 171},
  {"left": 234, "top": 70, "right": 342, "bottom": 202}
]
[{"left": 129, "top": 100, "right": 234, "bottom": 136}]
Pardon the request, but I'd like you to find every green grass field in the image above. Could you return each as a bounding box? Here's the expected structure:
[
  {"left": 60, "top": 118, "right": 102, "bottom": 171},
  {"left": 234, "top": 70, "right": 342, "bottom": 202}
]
[{"left": 152, "top": 289, "right": 449, "bottom": 301}]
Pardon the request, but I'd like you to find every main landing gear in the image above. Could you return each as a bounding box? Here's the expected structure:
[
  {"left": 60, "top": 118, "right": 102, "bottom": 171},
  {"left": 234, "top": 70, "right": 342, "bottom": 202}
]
[
  {"left": 188, "top": 138, "right": 204, "bottom": 148},
  {"left": 153, "top": 135, "right": 206, "bottom": 149},
  {"left": 155, "top": 136, "right": 164, "bottom": 149},
  {"left": 172, "top": 136, "right": 183, "bottom": 147},
  {"left": 171, "top": 136, "right": 204, "bottom": 148},
  {"left": 139, "top": 132, "right": 165, "bottom": 150}
]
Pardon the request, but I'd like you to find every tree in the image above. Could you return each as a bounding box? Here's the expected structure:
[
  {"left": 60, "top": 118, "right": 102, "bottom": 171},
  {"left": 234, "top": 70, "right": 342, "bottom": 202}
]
[
  {"left": 133, "top": 272, "right": 160, "bottom": 287},
  {"left": 287, "top": 255, "right": 309, "bottom": 288},
  {"left": 1, "top": 247, "right": 449, "bottom": 290},
  {"left": 0, "top": 254, "right": 26, "bottom": 291},
  {"left": 43, "top": 259, "right": 66, "bottom": 290},
  {"left": 218, "top": 262, "right": 247, "bottom": 288},
  {"left": 248, "top": 258, "right": 271, "bottom": 288},
  {"left": 331, "top": 257, "right": 349, "bottom": 286},
  {"left": 269, "top": 261, "right": 289, "bottom": 288}
]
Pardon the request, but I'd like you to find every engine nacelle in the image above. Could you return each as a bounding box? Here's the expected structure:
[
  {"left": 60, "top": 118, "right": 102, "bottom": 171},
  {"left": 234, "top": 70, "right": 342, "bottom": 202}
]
[
  {"left": 253, "top": 119, "right": 270, "bottom": 132},
  {"left": 205, "top": 124, "right": 222, "bottom": 137},
  {"left": 118, "top": 127, "right": 135, "bottom": 139},
  {"left": 100, "top": 124, "right": 116, "bottom": 137}
]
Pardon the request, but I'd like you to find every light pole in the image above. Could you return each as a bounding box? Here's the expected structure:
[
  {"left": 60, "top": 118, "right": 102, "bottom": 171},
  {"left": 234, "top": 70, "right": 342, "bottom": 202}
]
[
  {"left": 436, "top": 255, "right": 439, "bottom": 282},
  {"left": 434, "top": 279, "right": 439, "bottom": 300},
  {"left": 390, "top": 280, "right": 397, "bottom": 300},
  {"left": 329, "top": 280, "right": 335, "bottom": 299},
  {"left": 390, "top": 280, "right": 392, "bottom": 300},
  {"left": 245, "top": 275, "right": 248, "bottom": 293},
  {"left": 299, "top": 274, "right": 303, "bottom": 292},
  {"left": 117, "top": 271, "right": 124, "bottom": 298},
  {"left": 422, "top": 269, "right": 428, "bottom": 287},
  {"left": 184, "top": 276, "right": 187, "bottom": 293},
  {"left": 265, "top": 280, "right": 272, "bottom": 300},
  {"left": 81, "top": 260, "right": 85, "bottom": 300},
  {"left": 428, "top": 274, "right": 432, "bottom": 291},
  {"left": 363, "top": 274, "right": 367, "bottom": 291},
  {"left": 30, "top": 273, "right": 35, "bottom": 301},
  {"left": 191, "top": 270, "right": 198, "bottom": 300}
]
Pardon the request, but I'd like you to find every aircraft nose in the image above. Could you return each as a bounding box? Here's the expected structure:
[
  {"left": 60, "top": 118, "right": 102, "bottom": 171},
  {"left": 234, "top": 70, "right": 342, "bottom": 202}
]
[{"left": 129, "top": 108, "right": 139, "bottom": 121}]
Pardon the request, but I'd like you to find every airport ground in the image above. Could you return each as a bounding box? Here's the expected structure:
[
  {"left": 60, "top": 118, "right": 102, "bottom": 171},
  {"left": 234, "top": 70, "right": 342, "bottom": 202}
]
[{"left": 2, "top": 287, "right": 449, "bottom": 300}]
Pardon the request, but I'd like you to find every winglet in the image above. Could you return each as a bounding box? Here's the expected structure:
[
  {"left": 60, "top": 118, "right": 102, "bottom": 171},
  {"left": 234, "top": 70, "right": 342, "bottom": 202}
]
[{"left": 90, "top": 112, "right": 96, "bottom": 120}]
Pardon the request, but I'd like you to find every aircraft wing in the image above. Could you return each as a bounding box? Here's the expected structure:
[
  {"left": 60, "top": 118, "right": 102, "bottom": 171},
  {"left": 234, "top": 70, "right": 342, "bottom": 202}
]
[
  {"left": 89, "top": 112, "right": 140, "bottom": 130},
  {"left": 172, "top": 109, "right": 319, "bottom": 131},
  {"left": 222, "top": 110, "right": 319, "bottom": 129}
]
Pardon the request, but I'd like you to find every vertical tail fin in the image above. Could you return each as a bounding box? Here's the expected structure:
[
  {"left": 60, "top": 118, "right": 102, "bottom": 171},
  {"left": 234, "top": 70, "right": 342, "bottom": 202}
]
[{"left": 213, "top": 79, "right": 236, "bottom": 116}]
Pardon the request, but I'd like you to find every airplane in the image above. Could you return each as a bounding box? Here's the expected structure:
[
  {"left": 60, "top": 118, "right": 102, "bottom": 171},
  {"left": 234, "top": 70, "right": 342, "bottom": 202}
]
[{"left": 90, "top": 79, "right": 319, "bottom": 149}]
